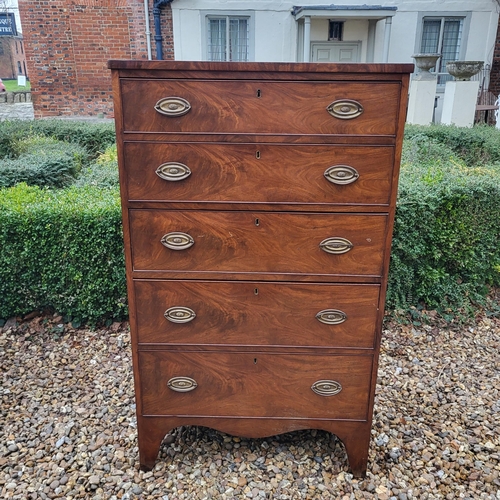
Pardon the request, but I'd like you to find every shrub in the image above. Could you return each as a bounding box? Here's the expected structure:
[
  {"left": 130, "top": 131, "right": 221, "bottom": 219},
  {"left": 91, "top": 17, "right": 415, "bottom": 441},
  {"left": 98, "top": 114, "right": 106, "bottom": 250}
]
[
  {"left": 404, "top": 123, "right": 500, "bottom": 166},
  {"left": 75, "top": 144, "right": 119, "bottom": 188},
  {"left": 0, "top": 123, "right": 499, "bottom": 324},
  {"left": 0, "top": 183, "right": 126, "bottom": 324},
  {"left": 387, "top": 133, "right": 500, "bottom": 316},
  {"left": 0, "top": 136, "right": 86, "bottom": 188},
  {"left": 0, "top": 119, "right": 116, "bottom": 160},
  {"left": 29, "top": 119, "right": 116, "bottom": 158}
]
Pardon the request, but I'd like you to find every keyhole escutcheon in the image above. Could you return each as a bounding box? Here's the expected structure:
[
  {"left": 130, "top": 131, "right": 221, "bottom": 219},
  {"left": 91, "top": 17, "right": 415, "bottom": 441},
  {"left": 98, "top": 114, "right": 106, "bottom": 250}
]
[
  {"left": 255, "top": 150, "right": 261, "bottom": 159},
  {"left": 256, "top": 89, "right": 262, "bottom": 98},
  {"left": 255, "top": 218, "right": 260, "bottom": 226}
]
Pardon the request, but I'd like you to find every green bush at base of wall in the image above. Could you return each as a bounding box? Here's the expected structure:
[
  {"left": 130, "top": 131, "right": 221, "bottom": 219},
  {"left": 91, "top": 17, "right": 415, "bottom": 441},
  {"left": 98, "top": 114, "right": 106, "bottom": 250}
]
[
  {"left": 388, "top": 131, "right": 500, "bottom": 317},
  {"left": 0, "top": 184, "right": 126, "bottom": 324}
]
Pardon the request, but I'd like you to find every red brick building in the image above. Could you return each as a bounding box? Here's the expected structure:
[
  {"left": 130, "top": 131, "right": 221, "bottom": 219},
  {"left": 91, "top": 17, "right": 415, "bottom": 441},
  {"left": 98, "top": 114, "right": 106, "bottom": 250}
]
[
  {"left": 490, "top": 18, "right": 500, "bottom": 98},
  {"left": 0, "top": 35, "right": 27, "bottom": 79},
  {"left": 18, "top": 0, "right": 174, "bottom": 118}
]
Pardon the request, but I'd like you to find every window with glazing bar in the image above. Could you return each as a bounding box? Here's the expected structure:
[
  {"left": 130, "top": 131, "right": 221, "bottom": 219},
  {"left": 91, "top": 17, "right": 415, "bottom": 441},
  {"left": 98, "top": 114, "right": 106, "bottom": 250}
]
[
  {"left": 207, "top": 16, "right": 249, "bottom": 62},
  {"left": 420, "top": 17, "right": 463, "bottom": 84}
]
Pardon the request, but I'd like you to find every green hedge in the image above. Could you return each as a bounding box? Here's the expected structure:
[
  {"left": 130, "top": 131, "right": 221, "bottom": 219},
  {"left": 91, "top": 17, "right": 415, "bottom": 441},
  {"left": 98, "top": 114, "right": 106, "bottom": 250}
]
[
  {"left": 404, "top": 124, "right": 500, "bottom": 167},
  {"left": 387, "top": 130, "right": 500, "bottom": 316},
  {"left": 75, "top": 144, "right": 119, "bottom": 188},
  {"left": 0, "top": 184, "right": 126, "bottom": 324},
  {"left": 0, "top": 136, "right": 86, "bottom": 188},
  {"left": 0, "top": 119, "right": 116, "bottom": 159},
  {"left": 0, "top": 124, "right": 499, "bottom": 324}
]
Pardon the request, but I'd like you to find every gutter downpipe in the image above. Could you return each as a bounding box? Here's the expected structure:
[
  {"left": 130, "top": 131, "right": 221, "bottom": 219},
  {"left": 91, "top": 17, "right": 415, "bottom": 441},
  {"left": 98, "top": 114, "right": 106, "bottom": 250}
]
[
  {"left": 154, "top": 0, "right": 174, "bottom": 60},
  {"left": 144, "top": 0, "right": 152, "bottom": 60}
]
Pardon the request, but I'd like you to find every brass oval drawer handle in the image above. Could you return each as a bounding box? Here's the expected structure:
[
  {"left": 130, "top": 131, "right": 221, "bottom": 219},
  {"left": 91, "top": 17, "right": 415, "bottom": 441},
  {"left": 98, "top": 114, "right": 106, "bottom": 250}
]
[
  {"left": 164, "top": 306, "right": 196, "bottom": 323},
  {"left": 316, "top": 309, "right": 347, "bottom": 325},
  {"left": 319, "top": 237, "right": 353, "bottom": 254},
  {"left": 326, "top": 99, "right": 364, "bottom": 120},
  {"left": 161, "top": 232, "right": 194, "bottom": 250},
  {"left": 154, "top": 97, "right": 191, "bottom": 117},
  {"left": 311, "top": 380, "right": 342, "bottom": 396},
  {"left": 156, "top": 162, "right": 191, "bottom": 182},
  {"left": 168, "top": 376, "right": 198, "bottom": 393},
  {"left": 324, "top": 165, "right": 359, "bottom": 185}
]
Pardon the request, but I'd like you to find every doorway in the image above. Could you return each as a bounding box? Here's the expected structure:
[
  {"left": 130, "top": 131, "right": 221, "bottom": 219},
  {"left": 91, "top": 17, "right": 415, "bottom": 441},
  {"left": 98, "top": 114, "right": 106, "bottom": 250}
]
[{"left": 311, "top": 42, "right": 361, "bottom": 62}]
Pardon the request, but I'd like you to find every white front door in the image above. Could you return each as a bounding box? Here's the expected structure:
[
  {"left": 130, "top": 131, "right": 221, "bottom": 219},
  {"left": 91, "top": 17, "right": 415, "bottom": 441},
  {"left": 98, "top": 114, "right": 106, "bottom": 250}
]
[{"left": 312, "top": 42, "right": 361, "bottom": 63}]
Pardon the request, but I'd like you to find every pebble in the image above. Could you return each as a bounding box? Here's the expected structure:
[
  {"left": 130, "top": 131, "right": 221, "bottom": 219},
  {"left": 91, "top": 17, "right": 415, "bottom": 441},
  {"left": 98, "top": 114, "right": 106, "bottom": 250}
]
[
  {"left": 0, "top": 314, "right": 499, "bottom": 499},
  {"left": 131, "top": 485, "right": 142, "bottom": 495}
]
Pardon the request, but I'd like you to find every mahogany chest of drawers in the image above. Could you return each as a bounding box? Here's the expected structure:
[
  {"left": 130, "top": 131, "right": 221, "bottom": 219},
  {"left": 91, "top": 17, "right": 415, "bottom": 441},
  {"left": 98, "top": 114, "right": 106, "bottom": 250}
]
[{"left": 109, "top": 60, "right": 412, "bottom": 477}]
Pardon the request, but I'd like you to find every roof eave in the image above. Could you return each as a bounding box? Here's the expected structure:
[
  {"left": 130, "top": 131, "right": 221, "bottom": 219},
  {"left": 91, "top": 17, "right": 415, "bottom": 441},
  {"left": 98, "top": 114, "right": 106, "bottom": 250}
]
[{"left": 292, "top": 5, "right": 397, "bottom": 21}]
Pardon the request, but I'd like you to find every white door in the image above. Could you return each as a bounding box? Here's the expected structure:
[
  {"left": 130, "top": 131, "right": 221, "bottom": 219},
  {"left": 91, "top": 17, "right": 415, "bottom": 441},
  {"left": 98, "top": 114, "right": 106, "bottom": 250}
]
[{"left": 312, "top": 42, "right": 361, "bottom": 63}]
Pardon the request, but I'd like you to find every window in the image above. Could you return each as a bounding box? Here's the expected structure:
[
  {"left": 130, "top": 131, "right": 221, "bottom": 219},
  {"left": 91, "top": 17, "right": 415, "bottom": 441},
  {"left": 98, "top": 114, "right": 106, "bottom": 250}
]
[
  {"left": 420, "top": 16, "right": 464, "bottom": 84},
  {"left": 207, "top": 16, "right": 249, "bottom": 62},
  {"left": 329, "top": 21, "right": 344, "bottom": 41}
]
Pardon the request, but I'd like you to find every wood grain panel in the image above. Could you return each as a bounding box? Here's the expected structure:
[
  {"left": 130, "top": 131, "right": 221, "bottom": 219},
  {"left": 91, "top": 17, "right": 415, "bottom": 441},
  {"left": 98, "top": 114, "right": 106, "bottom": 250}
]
[
  {"left": 109, "top": 59, "right": 414, "bottom": 75},
  {"left": 139, "top": 351, "right": 372, "bottom": 419},
  {"left": 129, "top": 210, "right": 388, "bottom": 276},
  {"left": 120, "top": 80, "right": 401, "bottom": 135},
  {"left": 123, "top": 143, "right": 394, "bottom": 205},
  {"left": 134, "top": 280, "right": 380, "bottom": 347}
]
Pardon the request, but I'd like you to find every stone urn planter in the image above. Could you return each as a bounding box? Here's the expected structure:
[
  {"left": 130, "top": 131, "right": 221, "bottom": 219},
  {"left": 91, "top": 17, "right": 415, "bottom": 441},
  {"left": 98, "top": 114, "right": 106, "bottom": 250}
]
[
  {"left": 411, "top": 54, "right": 440, "bottom": 81},
  {"left": 446, "top": 61, "right": 484, "bottom": 81},
  {"left": 412, "top": 53, "right": 440, "bottom": 72}
]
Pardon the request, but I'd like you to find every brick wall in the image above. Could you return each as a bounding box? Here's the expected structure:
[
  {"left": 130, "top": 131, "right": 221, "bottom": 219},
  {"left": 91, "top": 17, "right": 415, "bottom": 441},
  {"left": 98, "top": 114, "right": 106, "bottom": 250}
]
[
  {"left": 18, "top": 0, "right": 174, "bottom": 118},
  {"left": 0, "top": 37, "right": 28, "bottom": 80}
]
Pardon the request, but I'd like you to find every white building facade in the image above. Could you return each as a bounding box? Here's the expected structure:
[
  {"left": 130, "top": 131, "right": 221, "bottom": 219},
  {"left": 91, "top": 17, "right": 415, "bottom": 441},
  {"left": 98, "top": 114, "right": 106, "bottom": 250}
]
[{"left": 172, "top": 0, "right": 499, "bottom": 120}]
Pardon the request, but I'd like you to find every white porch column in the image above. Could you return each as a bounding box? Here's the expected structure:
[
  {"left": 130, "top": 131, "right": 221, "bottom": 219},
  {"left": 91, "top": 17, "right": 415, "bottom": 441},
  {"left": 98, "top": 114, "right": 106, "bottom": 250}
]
[
  {"left": 303, "top": 16, "right": 311, "bottom": 62},
  {"left": 367, "top": 20, "right": 377, "bottom": 63},
  {"left": 383, "top": 17, "right": 392, "bottom": 62}
]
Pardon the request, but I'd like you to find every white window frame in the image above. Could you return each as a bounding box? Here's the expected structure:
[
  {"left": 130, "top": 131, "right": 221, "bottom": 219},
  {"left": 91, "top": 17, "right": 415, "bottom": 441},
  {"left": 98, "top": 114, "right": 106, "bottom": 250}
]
[
  {"left": 201, "top": 10, "right": 255, "bottom": 62},
  {"left": 415, "top": 12, "right": 471, "bottom": 86}
]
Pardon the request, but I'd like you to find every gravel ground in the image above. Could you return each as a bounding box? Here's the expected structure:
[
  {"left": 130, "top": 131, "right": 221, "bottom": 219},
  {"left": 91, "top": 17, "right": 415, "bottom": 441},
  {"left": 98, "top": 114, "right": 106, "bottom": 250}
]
[{"left": 1, "top": 312, "right": 499, "bottom": 500}]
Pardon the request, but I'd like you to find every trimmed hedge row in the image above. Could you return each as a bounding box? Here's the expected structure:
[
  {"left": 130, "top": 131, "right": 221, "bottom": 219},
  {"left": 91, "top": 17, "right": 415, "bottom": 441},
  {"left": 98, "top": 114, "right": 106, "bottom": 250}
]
[
  {"left": 0, "top": 184, "right": 126, "bottom": 324},
  {"left": 0, "top": 124, "right": 499, "bottom": 323},
  {"left": 0, "top": 119, "right": 116, "bottom": 159},
  {"left": 404, "top": 124, "right": 500, "bottom": 166},
  {"left": 75, "top": 144, "right": 119, "bottom": 188},
  {"left": 0, "top": 136, "right": 86, "bottom": 188},
  {"left": 387, "top": 130, "right": 500, "bottom": 316}
]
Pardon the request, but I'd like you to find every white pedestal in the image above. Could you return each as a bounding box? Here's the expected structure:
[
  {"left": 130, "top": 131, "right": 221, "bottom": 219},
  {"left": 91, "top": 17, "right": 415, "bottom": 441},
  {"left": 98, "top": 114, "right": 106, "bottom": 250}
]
[
  {"left": 441, "top": 81, "right": 480, "bottom": 127},
  {"left": 407, "top": 77, "right": 437, "bottom": 125}
]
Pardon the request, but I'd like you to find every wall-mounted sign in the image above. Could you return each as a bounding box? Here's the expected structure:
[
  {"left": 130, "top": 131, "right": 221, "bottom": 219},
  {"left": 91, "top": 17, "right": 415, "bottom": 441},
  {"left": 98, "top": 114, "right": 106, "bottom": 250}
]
[{"left": 0, "top": 13, "right": 17, "bottom": 36}]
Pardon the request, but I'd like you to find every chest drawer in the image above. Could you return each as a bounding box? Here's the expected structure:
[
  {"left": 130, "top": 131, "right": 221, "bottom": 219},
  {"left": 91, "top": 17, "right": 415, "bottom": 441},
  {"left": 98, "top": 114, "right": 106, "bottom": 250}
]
[
  {"left": 129, "top": 210, "right": 388, "bottom": 277},
  {"left": 120, "top": 79, "right": 401, "bottom": 135},
  {"left": 139, "top": 351, "right": 372, "bottom": 420},
  {"left": 124, "top": 143, "right": 395, "bottom": 206},
  {"left": 134, "top": 280, "right": 380, "bottom": 348}
]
